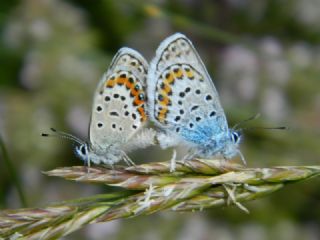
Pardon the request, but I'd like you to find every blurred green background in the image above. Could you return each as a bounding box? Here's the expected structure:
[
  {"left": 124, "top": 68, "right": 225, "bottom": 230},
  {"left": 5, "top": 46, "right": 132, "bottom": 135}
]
[{"left": 0, "top": 0, "right": 320, "bottom": 239}]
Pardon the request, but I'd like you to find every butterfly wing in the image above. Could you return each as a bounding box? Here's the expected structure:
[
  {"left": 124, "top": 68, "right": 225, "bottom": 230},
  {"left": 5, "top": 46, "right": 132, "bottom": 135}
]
[
  {"left": 148, "top": 33, "right": 229, "bottom": 146},
  {"left": 89, "top": 48, "right": 148, "bottom": 148}
]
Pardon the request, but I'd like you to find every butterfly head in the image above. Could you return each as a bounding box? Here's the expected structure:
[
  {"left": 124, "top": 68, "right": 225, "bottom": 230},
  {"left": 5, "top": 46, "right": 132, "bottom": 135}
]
[
  {"left": 217, "top": 129, "right": 242, "bottom": 160},
  {"left": 42, "top": 128, "right": 92, "bottom": 164},
  {"left": 75, "top": 143, "right": 90, "bottom": 162},
  {"left": 76, "top": 142, "right": 124, "bottom": 165},
  {"left": 230, "top": 130, "right": 242, "bottom": 145}
]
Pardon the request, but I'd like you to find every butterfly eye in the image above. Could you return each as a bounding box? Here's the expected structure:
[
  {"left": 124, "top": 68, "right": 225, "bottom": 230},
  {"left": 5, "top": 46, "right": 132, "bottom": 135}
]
[
  {"left": 232, "top": 132, "right": 240, "bottom": 143},
  {"left": 80, "top": 145, "right": 87, "bottom": 155}
]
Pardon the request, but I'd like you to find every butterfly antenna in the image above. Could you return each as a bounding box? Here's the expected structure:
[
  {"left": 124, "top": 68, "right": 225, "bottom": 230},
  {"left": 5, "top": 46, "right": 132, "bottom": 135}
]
[
  {"left": 233, "top": 113, "right": 261, "bottom": 130},
  {"left": 41, "top": 128, "right": 85, "bottom": 145},
  {"left": 242, "top": 126, "right": 289, "bottom": 131}
]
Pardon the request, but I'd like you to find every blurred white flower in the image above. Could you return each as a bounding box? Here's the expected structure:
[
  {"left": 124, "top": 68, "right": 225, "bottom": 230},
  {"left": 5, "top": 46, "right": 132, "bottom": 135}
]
[
  {"left": 29, "top": 19, "right": 52, "bottom": 41},
  {"left": 295, "top": 0, "right": 320, "bottom": 29},
  {"left": 85, "top": 219, "right": 121, "bottom": 240},
  {"left": 238, "top": 223, "right": 267, "bottom": 240},
  {"left": 177, "top": 214, "right": 211, "bottom": 240},
  {"left": 58, "top": 56, "right": 100, "bottom": 85},
  {"left": 219, "top": 45, "right": 259, "bottom": 103},
  {"left": 66, "top": 105, "right": 90, "bottom": 139},
  {"left": 178, "top": 216, "right": 234, "bottom": 240},
  {"left": 261, "top": 86, "right": 289, "bottom": 121},
  {"left": 259, "top": 37, "right": 283, "bottom": 59},
  {"left": 265, "top": 59, "right": 291, "bottom": 85},
  {"left": 20, "top": 50, "right": 42, "bottom": 89}
]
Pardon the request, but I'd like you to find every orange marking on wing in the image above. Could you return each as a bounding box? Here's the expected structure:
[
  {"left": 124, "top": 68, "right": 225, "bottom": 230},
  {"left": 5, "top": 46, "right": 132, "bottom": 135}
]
[
  {"left": 158, "top": 107, "right": 168, "bottom": 123},
  {"left": 117, "top": 76, "right": 127, "bottom": 85},
  {"left": 133, "top": 95, "right": 144, "bottom": 106},
  {"left": 130, "top": 88, "right": 139, "bottom": 97},
  {"left": 185, "top": 69, "right": 194, "bottom": 79},
  {"left": 161, "top": 82, "right": 172, "bottom": 95},
  {"left": 137, "top": 106, "right": 147, "bottom": 121},
  {"left": 126, "top": 81, "right": 133, "bottom": 89},
  {"left": 159, "top": 95, "right": 170, "bottom": 107},
  {"left": 164, "top": 72, "right": 175, "bottom": 84},
  {"left": 106, "top": 79, "right": 116, "bottom": 88},
  {"left": 173, "top": 68, "right": 183, "bottom": 79},
  {"left": 160, "top": 89, "right": 169, "bottom": 98}
]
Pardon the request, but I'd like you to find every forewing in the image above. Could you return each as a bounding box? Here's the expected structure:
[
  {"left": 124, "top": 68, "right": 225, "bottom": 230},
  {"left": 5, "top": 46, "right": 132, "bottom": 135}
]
[
  {"left": 148, "top": 33, "right": 228, "bottom": 136},
  {"left": 90, "top": 48, "right": 148, "bottom": 147}
]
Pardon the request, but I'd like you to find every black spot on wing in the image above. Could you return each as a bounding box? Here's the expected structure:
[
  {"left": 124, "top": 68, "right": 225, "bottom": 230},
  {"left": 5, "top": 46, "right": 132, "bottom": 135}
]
[
  {"left": 191, "top": 105, "right": 199, "bottom": 111},
  {"left": 96, "top": 106, "right": 103, "bottom": 112},
  {"left": 110, "top": 111, "right": 119, "bottom": 117},
  {"left": 205, "top": 95, "right": 212, "bottom": 101},
  {"left": 209, "top": 111, "right": 216, "bottom": 117},
  {"left": 179, "top": 92, "right": 185, "bottom": 98}
]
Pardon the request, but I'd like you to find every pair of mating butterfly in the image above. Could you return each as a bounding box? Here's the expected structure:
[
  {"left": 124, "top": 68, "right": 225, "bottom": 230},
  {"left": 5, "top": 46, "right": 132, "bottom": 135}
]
[{"left": 44, "top": 33, "right": 244, "bottom": 169}]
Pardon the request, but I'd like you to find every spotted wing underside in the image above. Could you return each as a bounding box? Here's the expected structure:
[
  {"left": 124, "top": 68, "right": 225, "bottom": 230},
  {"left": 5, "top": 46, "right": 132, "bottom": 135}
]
[
  {"left": 89, "top": 48, "right": 148, "bottom": 148},
  {"left": 148, "top": 33, "right": 228, "bottom": 139}
]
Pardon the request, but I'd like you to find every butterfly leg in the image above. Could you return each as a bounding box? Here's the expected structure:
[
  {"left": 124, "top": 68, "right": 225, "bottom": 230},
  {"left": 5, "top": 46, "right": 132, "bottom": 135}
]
[
  {"left": 108, "top": 163, "right": 115, "bottom": 171},
  {"left": 122, "top": 152, "right": 136, "bottom": 166},
  {"left": 182, "top": 148, "right": 198, "bottom": 162},
  {"left": 86, "top": 156, "right": 91, "bottom": 173},
  {"left": 236, "top": 150, "right": 246, "bottom": 165},
  {"left": 170, "top": 149, "right": 177, "bottom": 172}
]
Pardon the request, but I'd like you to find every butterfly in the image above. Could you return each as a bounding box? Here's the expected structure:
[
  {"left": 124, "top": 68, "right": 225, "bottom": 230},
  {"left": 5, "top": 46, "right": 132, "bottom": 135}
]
[
  {"left": 43, "top": 48, "right": 155, "bottom": 166},
  {"left": 147, "top": 33, "right": 244, "bottom": 167}
]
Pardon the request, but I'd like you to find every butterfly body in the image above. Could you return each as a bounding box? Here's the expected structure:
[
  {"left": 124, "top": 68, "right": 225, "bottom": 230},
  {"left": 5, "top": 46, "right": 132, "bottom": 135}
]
[
  {"left": 148, "top": 33, "right": 241, "bottom": 161},
  {"left": 45, "top": 47, "right": 155, "bottom": 166}
]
